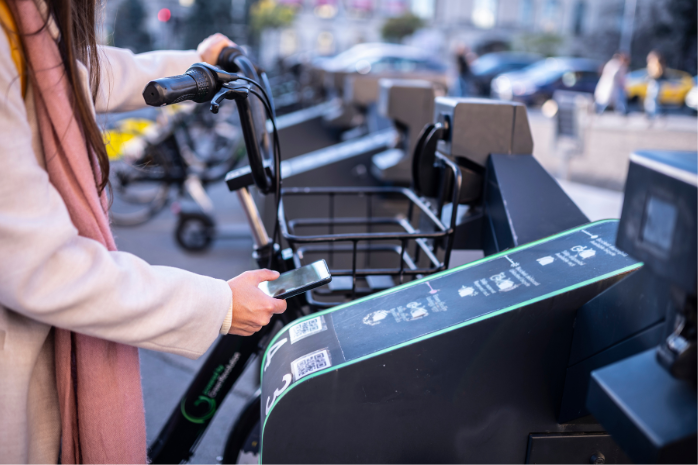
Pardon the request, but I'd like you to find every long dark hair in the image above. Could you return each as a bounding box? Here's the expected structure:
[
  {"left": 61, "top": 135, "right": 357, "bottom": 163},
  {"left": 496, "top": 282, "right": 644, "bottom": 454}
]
[{"left": 9, "top": 0, "right": 109, "bottom": 194}]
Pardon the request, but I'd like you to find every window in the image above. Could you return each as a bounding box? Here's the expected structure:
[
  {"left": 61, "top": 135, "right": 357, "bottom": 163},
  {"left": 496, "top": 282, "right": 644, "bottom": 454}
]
[
  {"left": 540, "top": 0, "right": 561, "bottom": 32},
  {"left": 411, "top": 0, "right": 435, "bottom": 19},
  {"left": 315, "top": 0, "right": 338, "bottom": 18},
  {"left": 472, "top": 0, "right": 498, "bottom": 29},
  {"left": 519, "top": 0, "right": 535, "bottom": 27},
  {"left": 572, "top": 0, "right": 586, "bottom": 36},
  {"left": 316, "top": 31, "right": 335, "bottom": 54},
  {"left": 382, "top": 0, "right": 408, "bottom": 17},
  {"left": 344, "top": 0, "right": 374, "bottom": 19}
]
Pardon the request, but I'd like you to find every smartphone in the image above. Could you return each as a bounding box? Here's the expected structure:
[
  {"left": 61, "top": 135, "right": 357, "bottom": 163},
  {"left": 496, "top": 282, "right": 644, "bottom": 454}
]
[{"left": 258, "top": 259, "right": 332, "bottom": 299}]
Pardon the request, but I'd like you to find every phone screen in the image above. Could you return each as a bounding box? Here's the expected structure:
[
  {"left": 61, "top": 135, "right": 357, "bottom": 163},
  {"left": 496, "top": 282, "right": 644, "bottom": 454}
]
[{"left": 258, "top": 260, "right": 331, "bottom": 299}]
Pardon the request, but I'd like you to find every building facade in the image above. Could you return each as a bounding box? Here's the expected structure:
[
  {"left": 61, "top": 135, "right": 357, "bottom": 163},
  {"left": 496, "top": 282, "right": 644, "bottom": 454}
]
[{"left": 102, "top": 0, "right": 636, "bottom": 67}]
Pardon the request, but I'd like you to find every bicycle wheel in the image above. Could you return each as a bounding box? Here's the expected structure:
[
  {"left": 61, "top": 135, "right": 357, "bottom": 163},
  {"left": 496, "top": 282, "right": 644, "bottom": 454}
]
[
  {"left": 108, "top": 138, "right": 177, "bottom": 227},
  {"left": 222, "top": 393, "right": 261, "bottom": 464},
  {"left": 174, "top": 212, "right": 215, "bottom": 251}
]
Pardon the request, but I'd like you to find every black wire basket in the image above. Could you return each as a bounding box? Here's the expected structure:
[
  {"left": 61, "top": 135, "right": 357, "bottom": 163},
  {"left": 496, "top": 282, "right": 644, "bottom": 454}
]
[{"left": 278, "top": 153, "right": 462, "bottom": 308}]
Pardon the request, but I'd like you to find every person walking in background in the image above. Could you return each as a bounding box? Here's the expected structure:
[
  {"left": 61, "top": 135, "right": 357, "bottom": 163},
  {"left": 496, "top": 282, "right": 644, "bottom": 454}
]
[
  {"left": 644, "top": 50, "right": 667, "bottom": 120},
  {"left": 594, "top": 52, "right": 629, "bottom": 115},
  {"left": 455, "top": 44, "right": 474, "bottom": 97}
]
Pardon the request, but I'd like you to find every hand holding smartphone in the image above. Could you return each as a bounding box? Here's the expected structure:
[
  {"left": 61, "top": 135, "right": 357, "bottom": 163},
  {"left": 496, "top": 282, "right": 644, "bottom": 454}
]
[{"left": 258, "top": 259, "right": 332, "bottom": 299}]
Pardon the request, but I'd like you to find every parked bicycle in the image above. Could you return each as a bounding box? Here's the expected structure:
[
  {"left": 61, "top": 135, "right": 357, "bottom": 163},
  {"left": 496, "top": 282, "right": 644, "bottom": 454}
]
[
  {"left": 141, "top": 45, "right": 462, "bottom": 463},
  {"left": 105, "top": 101, "right": 244, "bottom": 229}
]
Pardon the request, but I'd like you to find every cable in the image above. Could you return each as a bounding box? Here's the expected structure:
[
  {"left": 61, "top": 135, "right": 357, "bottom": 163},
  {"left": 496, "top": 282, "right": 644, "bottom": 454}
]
[
  {"left": 247, "top": 87, "right": 282, "bottom": 269},
  {"left": 217, "top": 66, "right": 281, "bottom": 269},
  {"left": 235, "top": 76, "right": 274, "bottom": 116}
]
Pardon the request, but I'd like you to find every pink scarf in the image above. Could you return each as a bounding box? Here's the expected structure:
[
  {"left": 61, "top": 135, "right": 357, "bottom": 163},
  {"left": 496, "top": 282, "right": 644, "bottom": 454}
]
[{"left": 15, "top": 1, "right": 146, "bottom": 462}]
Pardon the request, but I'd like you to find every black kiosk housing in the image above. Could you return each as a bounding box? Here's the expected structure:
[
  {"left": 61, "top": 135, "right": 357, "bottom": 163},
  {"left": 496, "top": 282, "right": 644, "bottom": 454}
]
[
  {"left": 584, "top": 150, "right": 697, "bottom": 464},
  {"left": 258, "top": 100, "right": 678, "bottom": 464}
]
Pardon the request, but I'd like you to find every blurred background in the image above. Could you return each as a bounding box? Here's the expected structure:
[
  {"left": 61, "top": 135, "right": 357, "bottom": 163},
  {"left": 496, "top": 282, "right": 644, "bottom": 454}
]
[
  {"left": 98, "top": 0, "right": 696, "bottom": 462},
  {"left": 101, "top": 0, "right": 697, "bottom": 189}
]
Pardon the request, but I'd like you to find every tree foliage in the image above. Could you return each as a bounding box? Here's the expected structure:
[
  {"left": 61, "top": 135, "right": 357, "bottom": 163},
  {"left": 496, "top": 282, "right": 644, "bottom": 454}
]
[
  {"left": 631, "top": 0, "right": 697, "bottom": 74},
  {"left": 580, "top": 0, "right": 696, "bottom": 74},
  {"left": 381, "top": 13, "right": 425, "bottom": 43},
  {"left": 250, "top": 0, "right": 296, "bottom": 34}
]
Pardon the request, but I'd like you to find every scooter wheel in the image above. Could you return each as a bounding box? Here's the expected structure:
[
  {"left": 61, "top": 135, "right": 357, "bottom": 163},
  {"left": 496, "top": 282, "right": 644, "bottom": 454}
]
[
  {"left": 222, "top": 393, "right": 261, "bottom": 464},
  {"left": 175, "top": 212, "right": 215, "bottom": 252}
]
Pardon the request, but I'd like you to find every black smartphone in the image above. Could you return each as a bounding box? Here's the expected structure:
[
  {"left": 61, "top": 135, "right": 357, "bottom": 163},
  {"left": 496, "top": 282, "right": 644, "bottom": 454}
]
[{"left": 258, "top": 259, "right": 332, "bottom": 299}]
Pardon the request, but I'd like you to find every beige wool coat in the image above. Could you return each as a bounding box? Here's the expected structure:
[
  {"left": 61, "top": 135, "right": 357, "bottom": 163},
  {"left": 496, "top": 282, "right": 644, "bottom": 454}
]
[{"left": 0, "top": 28, "right": 233, "bottom": 463}]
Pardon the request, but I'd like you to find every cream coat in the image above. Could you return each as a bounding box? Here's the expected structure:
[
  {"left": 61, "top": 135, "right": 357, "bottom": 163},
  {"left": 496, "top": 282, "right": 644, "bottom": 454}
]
[{"left": 0, "top": 32, "right": 233, "bottom": 463}]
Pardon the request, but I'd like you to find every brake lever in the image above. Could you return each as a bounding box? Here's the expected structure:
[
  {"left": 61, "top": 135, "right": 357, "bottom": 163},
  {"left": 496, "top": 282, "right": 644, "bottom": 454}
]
[
  {"left": 210, "top": 83, "right": 251, "bottom": 114},
  {"left": 213, "top": 82, "right": 274, "bottom": 194}
]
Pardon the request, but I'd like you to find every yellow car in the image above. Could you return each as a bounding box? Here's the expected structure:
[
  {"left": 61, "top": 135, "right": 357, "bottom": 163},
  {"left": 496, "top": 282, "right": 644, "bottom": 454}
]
[{"left": 625, "top": 68, "right": 694, "bottom": 106}]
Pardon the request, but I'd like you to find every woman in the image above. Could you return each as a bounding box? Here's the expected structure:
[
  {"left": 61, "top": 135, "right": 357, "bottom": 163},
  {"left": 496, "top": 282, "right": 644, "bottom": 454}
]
[
  {"left": 0, "top": 0, "right": 286, "bottom": 462},
  {"left": 644, "top": 49, "right": 666, "bottom": 120},
  {"left": 594, "top": 52, "right": 629, "bottom": 115}
]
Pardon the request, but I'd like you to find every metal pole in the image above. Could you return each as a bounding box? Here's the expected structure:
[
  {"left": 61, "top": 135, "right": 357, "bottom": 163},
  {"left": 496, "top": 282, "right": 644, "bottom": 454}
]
[
  {"left": 620, "top": 0, "right": 637, "bottom": 54},
  {"left": 236, "top": 187, "right": 271, "bottom": 248}
]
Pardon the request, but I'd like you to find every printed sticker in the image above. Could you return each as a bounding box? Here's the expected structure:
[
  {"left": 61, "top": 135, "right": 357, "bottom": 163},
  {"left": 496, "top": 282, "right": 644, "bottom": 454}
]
[
  {"left": 289, "top": 316, "right": 327, "bottom": 344},
  {"left": 291, "top": 349, "right": 332, "bottom": 381}
]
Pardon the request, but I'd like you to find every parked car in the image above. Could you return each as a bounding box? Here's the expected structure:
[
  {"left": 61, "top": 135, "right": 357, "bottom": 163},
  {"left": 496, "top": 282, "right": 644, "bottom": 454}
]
[
  {"left": 319, "top": 43, "right": 447, "bottom": 74},
  {"left": 469, "top": 52, "right": 541, "bottom": 96},
  {"left": 315, "top": 43, "right": 449, "bottom": 95},
  {"left": 625, "top": 68, "right": 694, "bottom": 106},
  {"left": 491, "top": 57, "right": 601, "bottom": 106}
]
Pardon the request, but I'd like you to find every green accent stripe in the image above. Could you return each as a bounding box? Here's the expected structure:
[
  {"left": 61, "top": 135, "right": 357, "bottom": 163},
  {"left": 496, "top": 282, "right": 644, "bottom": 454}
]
[
  {"left": 260, "top": 219, "right": 618, "bottom": 381},
  {"left": 259, "top": 219, "right": 640, "bottom": 460}
]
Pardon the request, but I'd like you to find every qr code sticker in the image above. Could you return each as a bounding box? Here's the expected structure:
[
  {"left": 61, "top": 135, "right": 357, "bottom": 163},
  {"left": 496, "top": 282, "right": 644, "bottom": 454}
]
[
  {"left": 291, "top": 349, "right": 331, "bottom": 381},
  {"left": 289, "top": 316, "right": 326, "bottom": 344}
]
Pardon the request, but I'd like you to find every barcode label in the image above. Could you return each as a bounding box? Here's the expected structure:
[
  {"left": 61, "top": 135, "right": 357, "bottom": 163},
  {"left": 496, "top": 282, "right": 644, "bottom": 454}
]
[
  {"left": 291, "top": 349, "right": 331, "bottom": 381},
  {"left": 289, "top": 316, "right": 326, "bottom": 344}
]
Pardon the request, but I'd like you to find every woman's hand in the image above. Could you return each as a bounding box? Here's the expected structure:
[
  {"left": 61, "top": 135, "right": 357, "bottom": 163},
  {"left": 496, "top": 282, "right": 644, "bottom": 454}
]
[
  {"left": 227, "top": 269, "right": 287, "bottom": 336},
  {"left": 197, "top": 33, "right": 236, "bottom": 66}
]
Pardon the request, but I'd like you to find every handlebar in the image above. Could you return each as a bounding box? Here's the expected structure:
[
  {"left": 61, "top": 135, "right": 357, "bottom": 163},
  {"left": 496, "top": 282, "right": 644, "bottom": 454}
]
[
  {"left": 142, "top": 63, "right": 238, "bottom": 107},
  {"left": 142, "top": 46, "right": 277, "bottom": 194},
  {"left": 142, "top": 45, "right": 256, "bottom": 107}
]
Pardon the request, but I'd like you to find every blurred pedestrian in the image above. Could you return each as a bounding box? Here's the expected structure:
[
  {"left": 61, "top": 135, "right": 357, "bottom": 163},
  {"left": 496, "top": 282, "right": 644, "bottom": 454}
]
[
  {"left": 644, "top": 50, "right": 666, "bottom": 120},
  {"left": 0, "top": 0, "right": 286, "bottom": 463},
  {"left": 455, "top": 44, "right": 474, "bottom": 97},
  {"left": 594, "top": 52, "right": 629, "bottom": 114}
]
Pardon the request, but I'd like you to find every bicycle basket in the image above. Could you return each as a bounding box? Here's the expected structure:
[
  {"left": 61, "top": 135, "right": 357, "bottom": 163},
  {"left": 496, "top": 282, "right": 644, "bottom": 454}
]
[{"left": 278, "top": 153, "right": 462, "bottom": 308}]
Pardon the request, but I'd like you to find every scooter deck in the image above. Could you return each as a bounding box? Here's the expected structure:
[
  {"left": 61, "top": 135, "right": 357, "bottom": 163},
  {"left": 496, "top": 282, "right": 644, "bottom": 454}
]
[{"left": 260, "top": 220, "right": 641, "bottom": 463}]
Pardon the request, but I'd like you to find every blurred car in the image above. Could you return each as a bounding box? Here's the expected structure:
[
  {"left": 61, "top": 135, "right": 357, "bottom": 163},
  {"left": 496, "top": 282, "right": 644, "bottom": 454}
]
[
  {"left": 491, "top": 57, "right": 601, "bottom": 106},
  {"left": 625, "top": 68, "right": 694, "bottom": 106},
  {"left": 319, "top": 43, "right": 447, "bottom": 74},
  {"left": 685, "top": 77, "right": 698, "bottom": 113},
  {"left": 469, "top": 52, "right": 542, "bottom": 96},
  {"left": 315, "top": 43, "right": 448, "bottom": 95}
]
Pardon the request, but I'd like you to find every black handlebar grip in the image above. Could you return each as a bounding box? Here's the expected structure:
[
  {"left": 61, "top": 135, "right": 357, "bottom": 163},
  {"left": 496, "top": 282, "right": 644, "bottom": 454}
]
[
  {"left": 143, "top": 64, "right": 219, "bottom": 107},
  {"left": 217, "top": 46, "right": 245, "bottom": 73},
  {"left": 143, "top": 74, "right": 197, "bottom": 106}
]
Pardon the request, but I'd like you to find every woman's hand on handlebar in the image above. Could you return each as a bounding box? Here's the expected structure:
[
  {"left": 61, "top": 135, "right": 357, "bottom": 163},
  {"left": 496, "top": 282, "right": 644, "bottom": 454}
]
[
  {"left": 197, "top": 33, "right": 236, "bottom": 66},
  {"left": 227, "top": 269, "right": 287, "bottom": 336}
]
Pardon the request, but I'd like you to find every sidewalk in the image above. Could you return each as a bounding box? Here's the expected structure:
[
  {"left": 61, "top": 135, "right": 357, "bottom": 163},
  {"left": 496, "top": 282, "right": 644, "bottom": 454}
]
[
  {"left": 556, "top": 178, "right": 624, "bottom": 221},
  {"left": 529, "top": 110, "right": 697, "bottom": 191}
]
